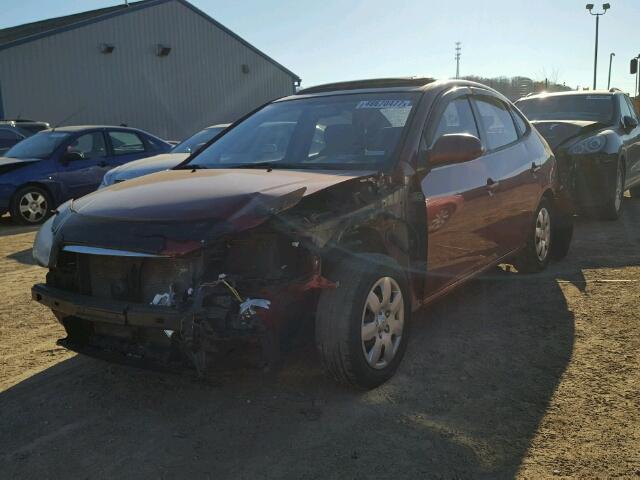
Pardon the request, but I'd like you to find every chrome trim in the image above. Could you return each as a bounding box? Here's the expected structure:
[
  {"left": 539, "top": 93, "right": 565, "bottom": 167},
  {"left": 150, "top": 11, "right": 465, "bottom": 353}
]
[{"left": 62, "top": 245, "right": 166, "bottom": 258}]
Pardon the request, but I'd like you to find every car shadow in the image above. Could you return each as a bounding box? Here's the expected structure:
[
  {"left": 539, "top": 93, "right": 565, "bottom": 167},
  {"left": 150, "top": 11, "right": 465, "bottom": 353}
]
[
  {"left": 1, "top": 200, "right": 638, "bottom": 479},
  {"left": 0, "top": 215, "right": 39, "bottom": 237}
]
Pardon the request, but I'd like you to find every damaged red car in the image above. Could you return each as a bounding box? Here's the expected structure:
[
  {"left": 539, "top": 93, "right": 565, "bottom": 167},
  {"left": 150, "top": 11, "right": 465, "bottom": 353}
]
[{"left": 31, "top": 78, "right": 572, "bottom": 389}]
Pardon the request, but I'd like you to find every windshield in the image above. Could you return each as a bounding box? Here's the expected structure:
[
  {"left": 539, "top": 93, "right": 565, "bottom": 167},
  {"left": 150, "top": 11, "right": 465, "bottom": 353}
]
[
  {"left": 5, "top": 131, "right": 70, "bottom": 159},
  {"left": 516, "top": 94, "right": 614, "bottom": 123},
  {"left": 172, "top": 127, "right": 225, "bottom": 153},
  {"left": 188, "top": 93, "right": 419, "bottom": 170}
]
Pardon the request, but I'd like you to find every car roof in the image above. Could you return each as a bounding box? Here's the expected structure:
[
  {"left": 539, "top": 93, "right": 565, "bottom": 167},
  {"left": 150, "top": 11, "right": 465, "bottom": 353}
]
[
  {"left": 517, "top": 90, "right": 616, "bottom": 101},
  {"left": 295, "top": 77, "right": 436, "bottom": 95},
  {"left": 41, "top": 125, "right": 149, "bottom": 133},
  {"left": 206, "top": 124, "right": 231, "bottom": 129}
]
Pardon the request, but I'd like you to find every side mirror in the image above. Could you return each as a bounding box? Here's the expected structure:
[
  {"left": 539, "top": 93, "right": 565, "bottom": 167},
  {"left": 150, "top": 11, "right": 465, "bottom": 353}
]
[
  {"left": 623, "top": 115, "right": 638, "bottom": 131},
  {"left": 428, "top": 133, "right": 483, "bottom": 168},
  {"left": 60, "top": 151, "right": 84, "bottom": 165}
]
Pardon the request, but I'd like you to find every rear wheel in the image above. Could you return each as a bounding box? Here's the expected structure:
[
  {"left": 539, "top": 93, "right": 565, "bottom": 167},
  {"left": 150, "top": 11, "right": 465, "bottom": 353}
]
[
  {"left": 10, "top": 186, "right": 52, "bottom": 225},
  {"left": 514, "top": 199, "right": 553, "bottom": 273},
  {"left": 315, "top": 253, "right": 410, "bottom": 389},
  {"left": 600, "top": 159, "right": 624, "bottom": 220}
]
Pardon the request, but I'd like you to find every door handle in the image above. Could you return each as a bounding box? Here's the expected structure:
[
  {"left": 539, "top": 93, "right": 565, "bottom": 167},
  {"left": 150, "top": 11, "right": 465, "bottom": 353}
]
[
  {"left": 531, "top": 162, "right": 541, "bottom": 173},
  {"left": 486, "top": 178, "right": 500, "bottom": 196}
]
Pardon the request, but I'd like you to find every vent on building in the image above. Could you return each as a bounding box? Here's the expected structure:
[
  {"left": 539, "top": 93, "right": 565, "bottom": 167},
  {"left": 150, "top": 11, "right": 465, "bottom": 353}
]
[
  {"left": 156, "top": 44, "right": 172, "bottom": 57},
  {"left": 100, "top": 43, "right": 115, "bottom": 54},
  {"left": 241, "top": 64, "right": 250, "bottom": 74}
]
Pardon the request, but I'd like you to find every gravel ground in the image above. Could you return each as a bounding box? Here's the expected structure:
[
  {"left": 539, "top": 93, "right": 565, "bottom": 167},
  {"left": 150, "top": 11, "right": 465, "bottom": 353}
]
[{"left": 0, "top": 199, "right": 638, "bottom": 479}]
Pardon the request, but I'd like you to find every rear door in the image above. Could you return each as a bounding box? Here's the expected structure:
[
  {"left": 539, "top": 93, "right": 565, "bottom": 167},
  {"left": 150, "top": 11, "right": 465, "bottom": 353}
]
[
  {"left": 420, "top": 88, "right": 501, "bottom": 295},
  {"left": 54, "top": 130, "right": 110, "bottom": 199},
  {"left": 106, "top": 130, "right": 150, "bottom": 168},
  {"left": 470, "top": 91, "right": 541, "bottom": 256}
]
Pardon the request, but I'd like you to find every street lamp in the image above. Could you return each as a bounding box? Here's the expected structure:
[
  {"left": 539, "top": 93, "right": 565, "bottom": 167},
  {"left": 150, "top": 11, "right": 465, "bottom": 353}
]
[
  {"left": 607, "top": 52, "right": 615, "bottom": 90},
  {"left": 586, "top": 3, "right": 610, "bottom": 90}
]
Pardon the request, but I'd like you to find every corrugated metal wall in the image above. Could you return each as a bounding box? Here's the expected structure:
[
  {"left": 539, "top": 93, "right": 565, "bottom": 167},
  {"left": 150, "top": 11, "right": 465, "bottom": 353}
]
[{"left": 0, "top": 1, "right": 296, "bottom": 139}]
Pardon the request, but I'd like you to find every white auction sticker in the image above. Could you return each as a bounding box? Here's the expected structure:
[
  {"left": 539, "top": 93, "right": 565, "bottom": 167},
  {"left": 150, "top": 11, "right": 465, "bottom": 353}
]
[{"left": 356, "top": 100, "right": 413, "bottom": 109}]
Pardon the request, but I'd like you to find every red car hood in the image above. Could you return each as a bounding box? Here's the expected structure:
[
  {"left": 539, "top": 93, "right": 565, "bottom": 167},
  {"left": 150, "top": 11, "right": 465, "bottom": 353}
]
[{"left": 72, "top": 168, "right": 375, "bottom": 223}]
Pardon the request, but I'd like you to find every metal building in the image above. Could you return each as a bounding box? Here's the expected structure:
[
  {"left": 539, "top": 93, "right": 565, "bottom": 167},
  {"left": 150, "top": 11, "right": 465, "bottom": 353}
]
[{"left": 0, "top": 0, "right": 300, "bottom": 140}]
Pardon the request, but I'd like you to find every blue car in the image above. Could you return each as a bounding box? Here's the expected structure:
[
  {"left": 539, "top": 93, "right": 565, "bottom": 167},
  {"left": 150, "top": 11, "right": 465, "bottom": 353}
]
[{"left": 0, "top": 125, "right": 171, "bottom": 224}]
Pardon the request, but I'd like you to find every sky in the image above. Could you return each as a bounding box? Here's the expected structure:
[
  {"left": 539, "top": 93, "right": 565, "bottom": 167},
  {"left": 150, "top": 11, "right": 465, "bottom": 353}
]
[{"left": 1, "top": 0, "right": 639, "bottom": 94}]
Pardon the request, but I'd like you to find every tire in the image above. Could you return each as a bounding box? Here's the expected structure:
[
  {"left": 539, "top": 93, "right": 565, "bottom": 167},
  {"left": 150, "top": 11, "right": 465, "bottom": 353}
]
[
  {"left": 10, "top": 185, "right": 53, "bottom": 225},
  {"left": 315, "top": 253, "right": 410, "bottom": 389},
  {"left": 514, "top": 198, "right": 553, "bottom": 273},
  {"left": 600, "top": 159, "right": 624, "bottom": 220},
  {"left": 550, "top": 212, "right": 573, "bottom": 261}
]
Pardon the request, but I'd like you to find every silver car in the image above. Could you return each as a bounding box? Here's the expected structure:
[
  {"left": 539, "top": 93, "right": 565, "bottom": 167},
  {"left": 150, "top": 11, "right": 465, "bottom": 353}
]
[{"left": 100, "top": 124, "right": 229, "bottom": 187}]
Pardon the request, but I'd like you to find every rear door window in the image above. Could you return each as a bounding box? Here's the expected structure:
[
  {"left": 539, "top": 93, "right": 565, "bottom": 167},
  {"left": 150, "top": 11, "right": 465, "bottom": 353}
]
[
  {"left": 473, "top": 97, "right": 519, "bottom": 150},
  {"left": 108, "top": 131, "right": 146, "bottom": 155}
]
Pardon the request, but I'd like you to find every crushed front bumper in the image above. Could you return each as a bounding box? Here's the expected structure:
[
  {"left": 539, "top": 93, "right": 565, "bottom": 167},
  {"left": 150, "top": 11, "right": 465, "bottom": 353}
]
[{"left": 32, "top": 283, "right": 183, "bottom": 330}]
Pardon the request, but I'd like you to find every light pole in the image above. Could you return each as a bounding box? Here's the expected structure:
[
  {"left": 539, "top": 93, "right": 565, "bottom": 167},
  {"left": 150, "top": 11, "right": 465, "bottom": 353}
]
[
  {"left": 607, "top": 52, "right": 615, "bottom": 90},
  {"left": 586, "top": 3, "right": 610, "bottom": 90}
]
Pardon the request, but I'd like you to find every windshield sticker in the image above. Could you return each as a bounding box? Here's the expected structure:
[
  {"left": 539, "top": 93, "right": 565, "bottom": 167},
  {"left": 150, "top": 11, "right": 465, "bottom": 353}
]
[
  {"left": 356, "top": 100, "right": 412, "bottom": 109},
  {"left": 48, "top": 132, "right": 71, "bottom": 137}
]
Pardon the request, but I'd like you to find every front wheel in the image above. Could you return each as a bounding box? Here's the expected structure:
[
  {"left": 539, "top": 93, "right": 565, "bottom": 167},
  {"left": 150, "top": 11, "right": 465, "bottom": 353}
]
[
  {"left": 600, "top": 160, "right": 624, "bottom": 220},
  {"left": 315, "top": 253, "right": 410, "bottom": 389},
  {"left": 514, "top": 199, "right": 553, "bottom": 273},
  {"left": 10, "top": 186, "right": 53, "bottom": 225}
]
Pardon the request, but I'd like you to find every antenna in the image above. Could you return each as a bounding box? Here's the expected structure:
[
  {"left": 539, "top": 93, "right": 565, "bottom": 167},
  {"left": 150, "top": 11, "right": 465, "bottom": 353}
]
[
  {"left": 51, "top": 106, "right": 85, "bottom": 131},
  {"left": 455, "top": 42, "right": 462, "bottom": 79}
]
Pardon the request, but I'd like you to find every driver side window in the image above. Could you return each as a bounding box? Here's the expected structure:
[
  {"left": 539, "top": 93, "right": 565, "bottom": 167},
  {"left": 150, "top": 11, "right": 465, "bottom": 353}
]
[
  {"left": 67, "top": 132, "right": 107, "bottom": 159},
  {"left": 432, "top": 97, "right": 479, "bottom": 145}
]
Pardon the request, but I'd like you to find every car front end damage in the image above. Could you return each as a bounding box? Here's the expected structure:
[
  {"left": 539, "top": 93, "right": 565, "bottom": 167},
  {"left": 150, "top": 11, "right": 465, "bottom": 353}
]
[{"left": 31, "top": 169, "right": 415, "bottom": 374}]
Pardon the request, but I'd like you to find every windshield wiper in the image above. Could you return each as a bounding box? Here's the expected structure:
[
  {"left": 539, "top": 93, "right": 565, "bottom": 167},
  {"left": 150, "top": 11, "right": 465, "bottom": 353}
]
[{"left": 174, "top": 163, "right": 208, "bottom": 170}]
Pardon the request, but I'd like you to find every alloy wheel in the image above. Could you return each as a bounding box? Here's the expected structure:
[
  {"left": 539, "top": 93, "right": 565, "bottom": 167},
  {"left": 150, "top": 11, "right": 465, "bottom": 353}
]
[
  {"left": 614, "top": 162, "right": 623, "bottom": 212},
  {"left": 535, "top": 207, "right": 551, "bottom": 262},
  {"left": 361, "top": 277, "right": 404, "bottom": 370},
  {"left": 18, "top": 191, "right": 48, "bottom": 223}
]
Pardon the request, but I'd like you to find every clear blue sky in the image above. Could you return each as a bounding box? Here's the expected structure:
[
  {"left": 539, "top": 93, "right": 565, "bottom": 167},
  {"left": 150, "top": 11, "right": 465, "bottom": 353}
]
[{"left": 2, "top": 0, "right": 639, "bottom": 94}]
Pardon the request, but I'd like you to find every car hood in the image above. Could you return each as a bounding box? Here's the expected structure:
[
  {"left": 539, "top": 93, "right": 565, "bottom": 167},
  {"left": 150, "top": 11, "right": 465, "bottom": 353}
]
[
  {"left": 73, "top": 168, "right": 375, "bottom": 223},
  {"left": 531, "top": 120, "right": 606, "bottom": 150},
  {"left": 109, "top": 153, "right": 189, "bottom": 181},
  {"left": 58, "top": 168, "right": 376, "bottom": 255},
  {"left": 0, "top": 156, "right": 40, "bottom": 165},
  {"left": 0, "top": 157, "right": 40, "bottom": 175}
]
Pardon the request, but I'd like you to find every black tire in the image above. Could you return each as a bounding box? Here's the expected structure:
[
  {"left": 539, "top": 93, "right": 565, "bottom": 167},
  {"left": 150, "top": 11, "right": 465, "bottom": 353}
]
[
  {"left": 514, "top": 198, "right": 553, "bottom": 273},
  {"left": 600, "top": 159, "right": 624, "bottom": 220},
  {"left": 315, "top": 253, "right": 411, "bottom": 389},
  {"left": 550, "top": 212, "right": 573, "bottom": 261},
  {"left": 10, "top": 185, "right": 53, "bottom": 225}
]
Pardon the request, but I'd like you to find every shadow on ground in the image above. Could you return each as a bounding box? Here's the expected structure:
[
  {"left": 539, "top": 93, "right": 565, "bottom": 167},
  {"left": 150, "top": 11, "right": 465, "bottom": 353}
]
[{"left": 2, "top": 200, "right": 639, "bottom": 479}]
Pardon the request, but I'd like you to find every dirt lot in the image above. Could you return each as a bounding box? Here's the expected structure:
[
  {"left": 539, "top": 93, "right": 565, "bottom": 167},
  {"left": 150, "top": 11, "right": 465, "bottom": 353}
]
[{"left": 0, "top": 200, "right": 638, "bottom": 479}]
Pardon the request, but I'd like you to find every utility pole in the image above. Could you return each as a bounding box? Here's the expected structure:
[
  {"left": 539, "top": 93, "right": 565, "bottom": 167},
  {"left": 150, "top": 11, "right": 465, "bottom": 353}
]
[
  {"left": 607, "top": 52, "right": 615, "bottom": 90},
  {"left": 586, "top": 3, "right": 610, "bottom": 90},
  {"left": 455, "top": 42, "right": 461, "bottom": 79}
]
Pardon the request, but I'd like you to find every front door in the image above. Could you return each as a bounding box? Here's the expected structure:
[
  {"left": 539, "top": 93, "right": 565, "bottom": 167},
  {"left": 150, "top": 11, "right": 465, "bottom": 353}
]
[
  {"left": 55, "top": 131, "right": 110, "bottom": 199},
  {"left": 420, "top": 90, "right": 501, "bottom": 296}
]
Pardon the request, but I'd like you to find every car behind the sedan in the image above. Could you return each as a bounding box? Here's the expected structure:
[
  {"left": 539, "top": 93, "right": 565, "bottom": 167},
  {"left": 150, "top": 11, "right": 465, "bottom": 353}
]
[
  {"left": 32, "top": 78, "right": 572, "bottom": 389},
  {"left": 516, "top": 90, "right": 640, "bottom": 219}
]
